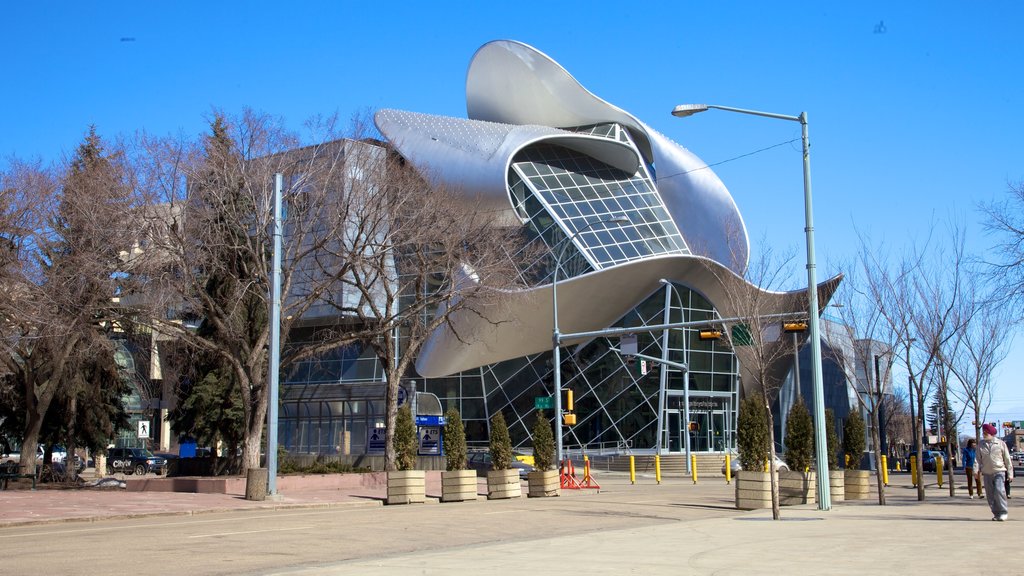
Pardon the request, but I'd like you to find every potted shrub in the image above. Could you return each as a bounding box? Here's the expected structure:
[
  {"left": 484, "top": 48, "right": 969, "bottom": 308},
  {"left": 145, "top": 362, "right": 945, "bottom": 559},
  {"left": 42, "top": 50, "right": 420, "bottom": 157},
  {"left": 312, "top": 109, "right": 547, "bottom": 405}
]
[
  {"left": 843, "top": 411, "right": 870, "bottom": 500},
  {"left": 780, "top": 397, "right": 815, "bottom": 505},
  {"left": 441, "top": 407, "right": 476, "bottom": 502},
  {"left": 387, "top": 404, "right": 425, "bottom": 505},
  {"left": 735, "top": 396, "right": 772, "bottom": 510},
  {"left": 826, "top": 409, "right": 844, "bottom": 502},
  {"left": 486, "top": 411, "right": 521, "bottom": 500},
  {"left": 527, "top": 410, "right": 559, "bottom": 498}
]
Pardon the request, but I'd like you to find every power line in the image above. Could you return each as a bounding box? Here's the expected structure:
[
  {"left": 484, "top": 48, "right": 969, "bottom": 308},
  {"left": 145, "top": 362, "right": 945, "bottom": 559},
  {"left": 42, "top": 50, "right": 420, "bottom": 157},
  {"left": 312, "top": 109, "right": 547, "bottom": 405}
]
[{"left": 658, "top": 138, "right": 801, "bottom": 181}]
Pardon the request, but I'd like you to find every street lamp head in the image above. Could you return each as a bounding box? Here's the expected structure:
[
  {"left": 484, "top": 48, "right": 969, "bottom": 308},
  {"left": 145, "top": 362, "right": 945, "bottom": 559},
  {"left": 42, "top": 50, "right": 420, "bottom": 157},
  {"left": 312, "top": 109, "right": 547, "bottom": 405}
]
[
  {"left": 606, "top": 215, "right": 630, "bottom": 225},
  {"left": 671, "top": 104, "right": 710, "bottom": 118}
]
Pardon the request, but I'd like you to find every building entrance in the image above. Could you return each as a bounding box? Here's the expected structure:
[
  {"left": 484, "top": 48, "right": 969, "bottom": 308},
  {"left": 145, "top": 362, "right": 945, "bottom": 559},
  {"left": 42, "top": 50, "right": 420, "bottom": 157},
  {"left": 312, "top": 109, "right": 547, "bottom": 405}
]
[{"left": 665, "top": 395, "right": 733, "bottom": 453}]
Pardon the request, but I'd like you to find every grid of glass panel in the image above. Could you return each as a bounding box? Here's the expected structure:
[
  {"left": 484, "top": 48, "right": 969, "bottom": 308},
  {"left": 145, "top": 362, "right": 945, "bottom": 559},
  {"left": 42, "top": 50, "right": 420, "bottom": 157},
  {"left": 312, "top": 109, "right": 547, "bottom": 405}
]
[{"left": 511, "top": 138, "right": 688, "bottom": 272}]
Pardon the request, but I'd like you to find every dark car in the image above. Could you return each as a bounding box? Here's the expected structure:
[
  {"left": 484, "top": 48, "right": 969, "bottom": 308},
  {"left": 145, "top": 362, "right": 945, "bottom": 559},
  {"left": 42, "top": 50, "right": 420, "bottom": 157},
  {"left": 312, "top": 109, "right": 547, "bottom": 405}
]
[
  {"left": 106, "top": 448, "right": 167, "bottom": 476},
  {"left": 466, "top": 452, "right": 534, "bottom": 479},
  {"left": 906, "top": 450, "right": 945, "bottom": 472}
]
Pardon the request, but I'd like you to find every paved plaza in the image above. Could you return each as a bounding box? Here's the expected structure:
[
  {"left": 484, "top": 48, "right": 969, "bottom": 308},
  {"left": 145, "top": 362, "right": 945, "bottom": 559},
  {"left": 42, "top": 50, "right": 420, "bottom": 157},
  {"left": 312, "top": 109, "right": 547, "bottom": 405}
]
[{"left": 0, "top": 468, "right": 1016, "bottom": 575}]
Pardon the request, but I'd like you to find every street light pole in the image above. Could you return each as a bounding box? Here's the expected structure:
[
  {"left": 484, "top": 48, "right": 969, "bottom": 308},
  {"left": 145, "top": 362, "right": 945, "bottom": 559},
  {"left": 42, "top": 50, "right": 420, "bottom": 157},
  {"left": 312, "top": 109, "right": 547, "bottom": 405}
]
[
  {"left": 552, "top": 217, "right": 628, "bottom": 468},
  {"left": 672, "top": 103, "right": 831, "bottom": 510}
]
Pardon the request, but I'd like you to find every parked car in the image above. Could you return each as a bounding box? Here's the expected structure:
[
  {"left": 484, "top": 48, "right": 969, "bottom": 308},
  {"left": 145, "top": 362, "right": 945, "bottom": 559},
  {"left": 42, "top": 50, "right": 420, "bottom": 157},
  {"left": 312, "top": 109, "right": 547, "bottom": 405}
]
[
  {"left": 905, "top": 450, "right": 945, "bottom": 472},
  {"left": 106, "top": 448, "right": 167, "bottom": 476},
  {"left": 721, "top": 453, "right": 790, "bottom": 476},
  {"left": 466, "top": 451, "right": 534, "bottom": 479}
]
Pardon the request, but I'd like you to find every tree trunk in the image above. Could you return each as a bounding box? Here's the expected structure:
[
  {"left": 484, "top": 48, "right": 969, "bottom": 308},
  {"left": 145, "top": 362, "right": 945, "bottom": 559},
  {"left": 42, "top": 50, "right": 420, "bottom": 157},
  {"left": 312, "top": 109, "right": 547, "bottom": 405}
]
[
  {"left": 383, "top": 368, "right": 400, "bottom": 472},
  {"left": 915, "top": 397, "right": 926, "bottom": 501},
  {"left": 766, "top": 402, "right": 781, "bottom": 520},
  {"left": 870, "top": 411, "right": 886, "bottom": 505}
]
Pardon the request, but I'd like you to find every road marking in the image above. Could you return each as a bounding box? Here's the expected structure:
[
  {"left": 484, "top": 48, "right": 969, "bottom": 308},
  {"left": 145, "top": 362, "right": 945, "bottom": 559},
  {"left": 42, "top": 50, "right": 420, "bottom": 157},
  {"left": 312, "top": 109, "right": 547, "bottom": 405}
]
[{"left": 188, "top": 526, "right": 312, "bottom": 538}]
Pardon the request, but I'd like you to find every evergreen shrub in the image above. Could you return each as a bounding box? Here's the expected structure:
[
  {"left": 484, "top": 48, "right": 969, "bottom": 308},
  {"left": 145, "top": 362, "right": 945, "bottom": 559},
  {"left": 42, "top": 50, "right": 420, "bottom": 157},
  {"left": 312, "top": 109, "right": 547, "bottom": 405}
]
[
  {"left": 531, "top": 410, "right": 555, "bottom": 471},
  {"left": 737, "top": 396, "right": 770, "bottom": 472},
  {"left": 442, "top": 406, "right": 467, "bottom": 471},
  {"left": 489, "top": 411, "right": 513, "bottom": 470}
]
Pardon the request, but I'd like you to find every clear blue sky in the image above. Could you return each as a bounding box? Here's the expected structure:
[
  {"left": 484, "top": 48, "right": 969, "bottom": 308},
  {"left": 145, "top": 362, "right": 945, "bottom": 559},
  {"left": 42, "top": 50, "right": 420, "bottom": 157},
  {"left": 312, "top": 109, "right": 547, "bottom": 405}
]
[{"left": 4, "top": 2, "right": 1023, "bottom": 433}]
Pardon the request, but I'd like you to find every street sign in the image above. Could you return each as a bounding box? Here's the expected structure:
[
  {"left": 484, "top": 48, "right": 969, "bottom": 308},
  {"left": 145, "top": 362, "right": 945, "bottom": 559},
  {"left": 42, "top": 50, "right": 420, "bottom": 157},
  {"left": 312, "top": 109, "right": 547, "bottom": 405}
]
[
  {"left": 1013, "top": 420, "right": 1024, "bottom": 429},
  {"left": 418, "top": 426, "right": 441, "bottom": 455},
  {"left": 137, "top": 420, "right": 151, "bottom": 439},
  {"left": 620, "top": 334, "right": 637, "bottom": 356},
  {"left": 535, "top": 396, "right": 553, "bottom": 410},
  {"left": 368, "top": 427, "right": 385, "bottom": 454}
]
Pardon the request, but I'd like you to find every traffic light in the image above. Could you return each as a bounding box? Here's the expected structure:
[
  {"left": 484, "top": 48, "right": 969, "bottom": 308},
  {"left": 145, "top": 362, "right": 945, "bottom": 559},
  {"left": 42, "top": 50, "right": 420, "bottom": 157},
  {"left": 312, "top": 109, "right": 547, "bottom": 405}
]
[
  {"left": 565, "top": 389, "right": 574, "bottom": 412},
  {"left": 563, "top": 413, "right": 577, "bottom": 426},
  {"left": 699, "top": 329, "right": 722, "bottom": 341},
  {"left": 783, "top": 322, "right": 808, "bottom": 333}
]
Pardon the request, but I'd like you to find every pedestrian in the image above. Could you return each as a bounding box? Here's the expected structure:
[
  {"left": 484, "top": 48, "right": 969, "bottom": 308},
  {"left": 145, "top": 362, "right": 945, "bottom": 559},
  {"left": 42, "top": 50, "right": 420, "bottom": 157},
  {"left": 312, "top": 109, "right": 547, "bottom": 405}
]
[
  {"left": 977, "top": 423, "right": 1014, "bottom": 521},
  {"left": 963, "top": 439, "right": 978, "bottom": 498}
]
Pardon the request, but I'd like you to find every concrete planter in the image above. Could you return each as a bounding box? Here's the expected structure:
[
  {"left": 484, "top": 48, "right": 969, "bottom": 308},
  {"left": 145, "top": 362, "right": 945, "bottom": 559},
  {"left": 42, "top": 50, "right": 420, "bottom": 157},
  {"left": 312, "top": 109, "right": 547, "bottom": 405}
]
[
  {"left": 735, "top": 470, "right": 773, "bottom": 510},
  {"left": 441, "top": 470, "right": 477, "bottom": 503},
  {"left": 828, "top": 470, "right": 845, "bottom": 503},
  {"left": 386, "top": 470, "right": 425, "bottom": 505},
  {"left": 527, "top": 469, "right": 560, "bottom": 498},
  {"left": 486, "top": 469, "right": 522, "bottom": 500},
  {"left": 778, "top": 470, "right": 816, "bottom": 506},
  {"left": 844, "top": 469, "right": 871, "bottom": 500}
]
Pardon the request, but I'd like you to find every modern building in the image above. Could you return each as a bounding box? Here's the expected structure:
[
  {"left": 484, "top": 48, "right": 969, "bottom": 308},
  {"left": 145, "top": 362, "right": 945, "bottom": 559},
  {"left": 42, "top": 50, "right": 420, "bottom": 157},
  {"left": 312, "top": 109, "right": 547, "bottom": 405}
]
[{"left": 278, "top": 40, "right": 841, "bottom": 460}]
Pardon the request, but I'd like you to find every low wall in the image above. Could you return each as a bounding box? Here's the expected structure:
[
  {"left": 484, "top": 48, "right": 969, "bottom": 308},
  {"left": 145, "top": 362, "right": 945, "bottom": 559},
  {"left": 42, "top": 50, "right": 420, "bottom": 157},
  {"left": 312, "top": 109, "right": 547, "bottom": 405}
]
[{"left": 126, "top": 471, "right": 447, "bottom": 495}]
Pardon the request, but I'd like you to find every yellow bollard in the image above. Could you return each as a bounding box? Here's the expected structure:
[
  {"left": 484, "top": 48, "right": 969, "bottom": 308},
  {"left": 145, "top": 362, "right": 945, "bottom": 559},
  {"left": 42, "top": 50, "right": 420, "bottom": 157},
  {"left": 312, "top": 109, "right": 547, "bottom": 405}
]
[
  {"left": 655, "top": 454, "right": 661, "bottom": 484},
  {"left": 896, "top": 459, "right": 902, "bottom": 472},
  {"left": 725, "top": 453, "right": 732, "bottom": 484},
  {"left": 936, "top": 455, "right": 943, "bottom": 487},
  {"left": 691, "top": 454, "right": 698, "bottom": 484},
  {"left": 881, "top": 455, "right": 889, "bottom": 486},
  {"left": 910, "top": 455, "right": 917, "bottom": 487},
  {"left": 629, "top": 455, "right": 636, "bottom": 485}
]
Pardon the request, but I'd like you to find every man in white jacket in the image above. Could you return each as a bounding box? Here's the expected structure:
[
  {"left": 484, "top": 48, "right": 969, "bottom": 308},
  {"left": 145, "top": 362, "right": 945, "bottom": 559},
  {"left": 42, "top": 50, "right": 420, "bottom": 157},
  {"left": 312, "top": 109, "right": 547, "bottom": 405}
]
[{"left": 977, "top": 423, "right": 1014, "bottom": 521}]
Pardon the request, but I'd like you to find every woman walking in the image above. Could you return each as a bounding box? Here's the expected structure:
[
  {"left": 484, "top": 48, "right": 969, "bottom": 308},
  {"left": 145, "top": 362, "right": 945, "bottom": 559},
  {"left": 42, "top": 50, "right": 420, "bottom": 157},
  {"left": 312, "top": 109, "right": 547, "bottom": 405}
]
[
  {"left": 977, "top": 423, "right": 1014, "bottom": 521},
  {"left": 963, "top": 439, "right": 979, "bottom": 498}
]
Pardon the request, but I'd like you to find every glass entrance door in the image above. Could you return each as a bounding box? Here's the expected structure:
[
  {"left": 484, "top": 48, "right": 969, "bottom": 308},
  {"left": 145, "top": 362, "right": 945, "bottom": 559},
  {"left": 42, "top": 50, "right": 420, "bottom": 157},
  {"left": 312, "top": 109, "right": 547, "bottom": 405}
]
[
  {"left": 667, "top": 411, "right": 682, "bottom": 452},
  {"left": 690, "top": 409, "right": 729, "bottom": 452}
]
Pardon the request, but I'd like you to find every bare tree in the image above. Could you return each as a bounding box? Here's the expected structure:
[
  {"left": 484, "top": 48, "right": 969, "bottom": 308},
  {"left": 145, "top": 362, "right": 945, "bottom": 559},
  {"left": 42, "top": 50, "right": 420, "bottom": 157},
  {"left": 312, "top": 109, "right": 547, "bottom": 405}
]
[
  {"left": 315, "top": 149, "right": 533, "bottom": 471},
  {"left": 132, "top": 111, "right": 387, "bottom": 472},
  {"left": 827, "top": 263, "right": 898, "bottom": 505},
  {"left": 980, "top": 180, "right": 1024, "bottom": 313},
  {"left": 861, "top": 223, "right": 966, "bottom": 501},
  {"left": 706, "top": 244, "right": 800, "bottom": 520},
  {"left": 0, "top": 129, "right": 136, "bottom": 476},
  {"left": 946, "top": 287, "right": 1011, "bottom": 449}
]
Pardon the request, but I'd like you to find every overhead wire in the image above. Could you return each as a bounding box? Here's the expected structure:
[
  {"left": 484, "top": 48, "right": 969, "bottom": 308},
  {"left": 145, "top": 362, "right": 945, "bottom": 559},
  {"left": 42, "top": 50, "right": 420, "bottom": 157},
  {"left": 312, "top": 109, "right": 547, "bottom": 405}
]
[{"left": 656, "top": 137, "right": 801, "bottom": 181}]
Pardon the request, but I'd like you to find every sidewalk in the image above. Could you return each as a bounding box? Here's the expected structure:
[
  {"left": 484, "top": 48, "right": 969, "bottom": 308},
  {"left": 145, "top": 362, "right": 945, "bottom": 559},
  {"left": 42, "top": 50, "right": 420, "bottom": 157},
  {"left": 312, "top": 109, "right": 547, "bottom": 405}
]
[{"left": 0, "top": 467, "right": 1007, "bottom": 528}]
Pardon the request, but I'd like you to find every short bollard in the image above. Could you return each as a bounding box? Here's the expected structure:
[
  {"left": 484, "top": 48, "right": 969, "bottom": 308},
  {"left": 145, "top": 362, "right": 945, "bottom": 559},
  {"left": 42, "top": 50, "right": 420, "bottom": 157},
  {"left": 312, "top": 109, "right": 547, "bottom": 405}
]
[
  {"left": 881, "top": 455, "right": 889, "bottom": 486},
  {"left": 655, "top": 454, "right": 661, "bottom": 484},
  {"left": 629, "top": 455, "right": 636, "bottom": 485},
  {"left": 936, "top": 455, "right": 943, "bottom": 487},
  {"left": 691, "top": 454, "right": 698, "bottom": 484},
  {"left": 725, "top": 453, "right": 732, "bottom": 484}
]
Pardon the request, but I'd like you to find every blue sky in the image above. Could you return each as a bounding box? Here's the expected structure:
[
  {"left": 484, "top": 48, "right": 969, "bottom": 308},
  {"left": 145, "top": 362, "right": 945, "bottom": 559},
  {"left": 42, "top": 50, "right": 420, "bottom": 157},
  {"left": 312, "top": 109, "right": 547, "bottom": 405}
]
[{"left": 4, "top": 2, "right": 1023, "bottom": 433}]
